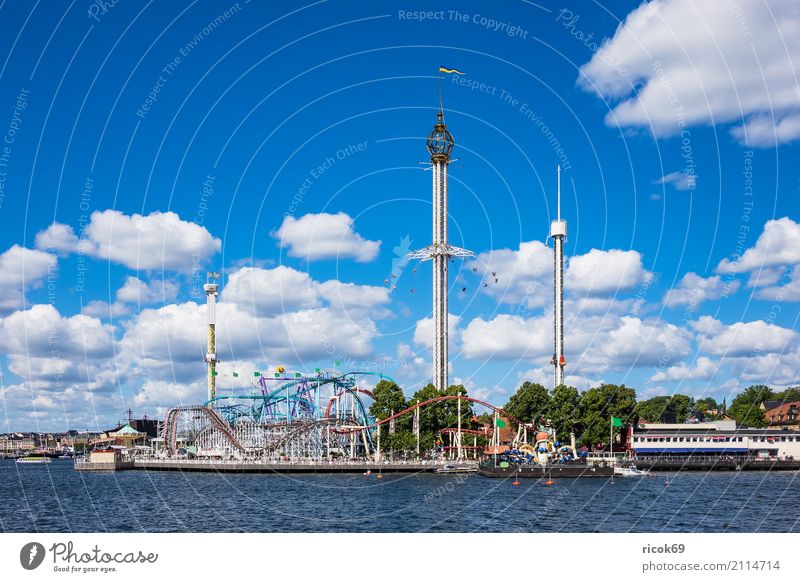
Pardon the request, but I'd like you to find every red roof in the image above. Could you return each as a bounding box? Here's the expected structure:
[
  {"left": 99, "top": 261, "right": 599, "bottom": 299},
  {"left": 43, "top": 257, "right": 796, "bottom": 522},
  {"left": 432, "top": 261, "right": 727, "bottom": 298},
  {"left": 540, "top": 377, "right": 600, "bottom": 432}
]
[{"left": 766, "top": 400, "right": 800, "bottom": 424}]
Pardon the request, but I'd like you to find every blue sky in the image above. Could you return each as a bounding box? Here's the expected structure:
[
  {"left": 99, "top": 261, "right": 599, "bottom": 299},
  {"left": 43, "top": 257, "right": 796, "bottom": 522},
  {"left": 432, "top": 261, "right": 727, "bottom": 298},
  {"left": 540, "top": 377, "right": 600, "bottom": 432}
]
[{"left": 0, "top": 0, "right": 799, "bottom": 431}]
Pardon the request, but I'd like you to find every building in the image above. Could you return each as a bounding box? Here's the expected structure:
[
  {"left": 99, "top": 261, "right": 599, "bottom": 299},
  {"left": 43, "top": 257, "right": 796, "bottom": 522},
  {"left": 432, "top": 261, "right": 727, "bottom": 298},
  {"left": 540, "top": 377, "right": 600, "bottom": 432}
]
[
  {"left": 0, "top": 433, "right": 36, "bottom": 452},
  {"left": 630, "top": 420, "right": 800, "bottom": 460},
  {"left": 764, "top": 400, "right": 800, "bottom": 430},
  {"left": 108, "top": 417, "right": 159, "bottom": 439}
]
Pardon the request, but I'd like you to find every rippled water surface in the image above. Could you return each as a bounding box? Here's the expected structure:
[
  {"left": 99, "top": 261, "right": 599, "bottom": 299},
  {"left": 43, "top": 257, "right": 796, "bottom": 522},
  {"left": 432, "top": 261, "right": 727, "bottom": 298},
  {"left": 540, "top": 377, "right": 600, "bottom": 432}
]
[{"left": 2, "top": 460, "right": 798, "bottom": 532}]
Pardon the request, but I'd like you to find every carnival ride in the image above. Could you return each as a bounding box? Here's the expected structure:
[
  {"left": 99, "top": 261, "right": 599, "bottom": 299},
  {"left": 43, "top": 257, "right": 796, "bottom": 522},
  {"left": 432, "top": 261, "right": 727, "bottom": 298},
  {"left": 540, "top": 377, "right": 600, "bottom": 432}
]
[
  {"left": 497, "top": 429, "right": 587, "bottom": 467},
  {"left": 159, "top": 372, "right": 529, "bottom": 461}
]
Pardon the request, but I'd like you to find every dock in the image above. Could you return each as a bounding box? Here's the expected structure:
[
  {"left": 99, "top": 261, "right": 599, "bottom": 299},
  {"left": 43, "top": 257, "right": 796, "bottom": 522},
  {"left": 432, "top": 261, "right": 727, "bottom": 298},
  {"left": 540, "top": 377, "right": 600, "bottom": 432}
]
[
  {"left": 76, "top": 458, "right": 475, "bottom": 474},
  {"left": 631, "top": 457, "right": 800, "bottom": 471}
]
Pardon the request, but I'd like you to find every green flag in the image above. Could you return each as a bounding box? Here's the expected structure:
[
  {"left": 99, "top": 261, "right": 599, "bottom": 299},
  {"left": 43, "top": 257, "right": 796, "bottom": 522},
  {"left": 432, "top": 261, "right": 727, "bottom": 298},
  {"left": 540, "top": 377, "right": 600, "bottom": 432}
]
[
  {"left": 495, "top": 418, "right": 507, "bottom": 428},
  {"left": 334, "top": 360, "right": 341, "bottom": 366},
  {"left": 253, "top": 371, "right": 261, "bottom": 377},
  {"left": 314, "top": 368, "right": 320, "bottom": 373},
  {"left": 295, "top": 372, "right": 302, "bottom": 378},
  {"left": 611, "top": 416, "right": 623, "bottom": 427},
  {"left": 232, "top": 372, "right": 238, "bottom": 378},
  {"left": 211, "top": 370, "right": 218, "bottom": 376},
  {"left": 274, "top": 372, "right": 280, "bottom": 378}
]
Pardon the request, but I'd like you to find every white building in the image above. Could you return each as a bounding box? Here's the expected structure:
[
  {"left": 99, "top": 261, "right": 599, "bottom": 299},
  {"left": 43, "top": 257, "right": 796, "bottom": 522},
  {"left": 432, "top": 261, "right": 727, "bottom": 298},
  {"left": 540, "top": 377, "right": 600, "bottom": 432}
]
[{"left": 630, "top": 420, "right": 800, "bottom": 460}]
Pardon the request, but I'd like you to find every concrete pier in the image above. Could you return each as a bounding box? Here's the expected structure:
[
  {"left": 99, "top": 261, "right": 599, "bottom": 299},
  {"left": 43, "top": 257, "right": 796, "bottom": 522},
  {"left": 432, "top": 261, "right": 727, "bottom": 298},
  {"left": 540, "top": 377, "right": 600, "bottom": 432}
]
[
  {"left": 631, "top": 457, "right": 800, "bottom": 471},
  {"left": 74, "top": 458, "right": 473, "bottom": 474},
  {"left": 75, "top": 458, "right": 134, "bottom": 471}
]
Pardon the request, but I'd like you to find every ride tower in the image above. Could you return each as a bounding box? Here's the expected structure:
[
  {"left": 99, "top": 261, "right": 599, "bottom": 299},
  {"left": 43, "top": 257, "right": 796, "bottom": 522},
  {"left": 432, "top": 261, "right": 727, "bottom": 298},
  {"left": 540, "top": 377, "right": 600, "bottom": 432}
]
[
  {"left": 204, "top": 272, "right": 220, "bottom": 405},
  {"left": 408, "top": 109, "right": 474, "bottom": 392},
  {"left": 549, "top": 167, "right": 567, "bottom": 388}
]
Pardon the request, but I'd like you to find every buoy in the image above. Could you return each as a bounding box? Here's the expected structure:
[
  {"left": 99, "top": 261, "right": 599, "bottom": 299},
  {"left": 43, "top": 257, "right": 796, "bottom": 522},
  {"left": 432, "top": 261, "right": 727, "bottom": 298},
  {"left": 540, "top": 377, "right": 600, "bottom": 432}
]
[
  {"left": 512, "top": 480, "right": 521, "bottom": 486},
  {"left": 376, "top": 474, "right": 384, "bottom": 479},
  {"left": 545, "top": 480, "right": 555, "bottom": 486}
]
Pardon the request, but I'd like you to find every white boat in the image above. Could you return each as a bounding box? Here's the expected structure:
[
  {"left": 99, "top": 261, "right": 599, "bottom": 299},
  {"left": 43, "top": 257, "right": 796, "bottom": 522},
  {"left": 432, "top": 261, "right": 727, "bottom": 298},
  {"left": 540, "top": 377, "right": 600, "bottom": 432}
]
[
  {"left": 16, "top": 455, "right": 52, "bottom": 464},
  {"left": 435, "top": 463, "right": 478, "bottom": 474},
  {"left": 614, "top": 464, "right": 649, "bottom": 477}
]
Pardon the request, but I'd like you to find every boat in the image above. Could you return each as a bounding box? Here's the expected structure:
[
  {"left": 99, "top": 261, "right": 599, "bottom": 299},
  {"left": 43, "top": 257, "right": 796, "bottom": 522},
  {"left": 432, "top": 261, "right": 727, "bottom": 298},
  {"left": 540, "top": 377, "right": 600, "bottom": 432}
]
[
  {"left": 478, "top": 459, "right": 614, "bottom": 478},
  {"left": 614, "top": 464, "right": 650, "bottom": 477},
  {"left": 435, "top": 463, "right": 478, "bottom": 474},
  {"left": 16, "top": 455, "right": 52, "bottom": 464},
  {"left": 478, "top": 430, "right": 614, "bottom": 479}
]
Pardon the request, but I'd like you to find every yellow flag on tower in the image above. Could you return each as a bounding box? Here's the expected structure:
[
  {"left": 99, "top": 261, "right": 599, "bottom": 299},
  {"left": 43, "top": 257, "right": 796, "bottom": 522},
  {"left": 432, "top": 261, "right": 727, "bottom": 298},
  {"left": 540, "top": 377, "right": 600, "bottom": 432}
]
[{"left": 439, "top": 66, "right": 465, "bottom": 75}]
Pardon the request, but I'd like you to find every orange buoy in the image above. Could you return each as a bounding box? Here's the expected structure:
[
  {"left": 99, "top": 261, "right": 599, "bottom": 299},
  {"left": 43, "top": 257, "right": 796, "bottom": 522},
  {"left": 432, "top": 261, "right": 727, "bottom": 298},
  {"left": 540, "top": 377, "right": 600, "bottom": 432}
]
[
  {"left": 376, "top": 474, "right": 384, "bottom": 479},
  {"left": 545, "top": 480, "right": 556, "bottom": 486},
  {"left": 512, "top": 480, "right": 521, "bottom": 486}
]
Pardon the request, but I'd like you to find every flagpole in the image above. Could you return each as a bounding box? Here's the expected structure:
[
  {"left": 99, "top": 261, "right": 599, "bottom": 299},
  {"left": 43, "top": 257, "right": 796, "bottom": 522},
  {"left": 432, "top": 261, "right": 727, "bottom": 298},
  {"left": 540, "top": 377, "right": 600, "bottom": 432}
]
[
  {"left": 439, "top": 69, "right": 443, "bottom": 116},
  {"left": 610, "top": 416, "right": 613, "bottom": 461}
]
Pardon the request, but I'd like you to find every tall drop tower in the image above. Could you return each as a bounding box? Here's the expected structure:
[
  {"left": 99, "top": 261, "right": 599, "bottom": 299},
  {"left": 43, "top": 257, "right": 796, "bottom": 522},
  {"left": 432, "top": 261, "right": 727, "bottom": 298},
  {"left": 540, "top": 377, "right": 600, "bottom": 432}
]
[
  {"left": 204, "top": 272, "right": 220, "bottom": 405},
  {"left": 550, "top": 167, "right": 567, "bottom": 388},
  {"left": 408, "top": 110, "right": 474, "bottom": 391}
]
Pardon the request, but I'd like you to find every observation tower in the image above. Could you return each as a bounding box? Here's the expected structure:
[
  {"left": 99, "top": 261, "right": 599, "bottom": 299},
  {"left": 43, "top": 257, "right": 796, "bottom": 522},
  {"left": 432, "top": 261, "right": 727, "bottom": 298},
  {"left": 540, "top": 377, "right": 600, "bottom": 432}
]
[
  {"left": 204, "top": 272, "right": 220, "bottom": 404},
  {"left": 408, "top": 109, "right": 474, "bottom": 392},
  {"left": 549, "top": 167, "right": 567, "bottom": 388}
]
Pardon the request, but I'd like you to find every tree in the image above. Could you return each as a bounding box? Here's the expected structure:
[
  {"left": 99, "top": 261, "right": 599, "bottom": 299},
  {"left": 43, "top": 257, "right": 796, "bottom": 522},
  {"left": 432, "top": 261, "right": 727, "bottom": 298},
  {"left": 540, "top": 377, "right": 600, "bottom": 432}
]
[
  {"left": 370, "top": 379, "right": 408, "bottom": 428},
  {"left": 728, "top": 384, "right": 775, "bottom": 427},
  {"left": 503, "top": 382, "right": 550, "bottom": 424},
  {"left": 774, "top": 387, "right": 800, "bottom": 403},
  {"left": 669, "top": 394, "right": 694, "bottom": 423},
  {"left": 370, "top": 380, "right": 411, "bottom": 452},
  {"left": 696, "top": 397, "right": 718, "bottom": 411},
  {"left": 578, "top": 384, "right": 637, "bottom": 447},
  {"left": 408, "top": 384, "right": 473, "bottom": 455},
  {"left": 634, "top": 394, "right": 694, "bottom": 423},
  {"left": 694, "top": 396, "right": 720, "bottom": 421},
  {"left": 634, "top": 396, "right": 672, "bottom": 423},
  {"left": 548, "top": 385, "right": 582, "bottom": 443}
]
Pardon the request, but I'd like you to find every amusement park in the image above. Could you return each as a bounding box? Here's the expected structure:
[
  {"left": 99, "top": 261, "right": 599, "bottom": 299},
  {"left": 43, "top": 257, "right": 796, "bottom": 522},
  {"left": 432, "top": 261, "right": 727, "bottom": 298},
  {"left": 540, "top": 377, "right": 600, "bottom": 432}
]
[
  {"left": 73, "top": 89, "right": 619, "bottom": 479},
  {"left": 100, "top": 90, "right": 628, "bottom": 484}
]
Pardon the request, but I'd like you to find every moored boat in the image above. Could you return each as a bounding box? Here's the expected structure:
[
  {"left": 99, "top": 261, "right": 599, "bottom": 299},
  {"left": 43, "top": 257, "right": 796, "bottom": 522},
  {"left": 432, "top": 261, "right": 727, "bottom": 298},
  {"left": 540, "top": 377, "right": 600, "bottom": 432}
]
[
  {"left": 16, "top": 455, "right": 52, "bottom": 464},
  {"left": 478, "top": 429, "right": 614, "bottom": 478},
  {"left": 478, "top": 459, "right": 614, "bottom": 478},
  {"left": 614, "top": 464, "right": 650, "bottom": 477}
]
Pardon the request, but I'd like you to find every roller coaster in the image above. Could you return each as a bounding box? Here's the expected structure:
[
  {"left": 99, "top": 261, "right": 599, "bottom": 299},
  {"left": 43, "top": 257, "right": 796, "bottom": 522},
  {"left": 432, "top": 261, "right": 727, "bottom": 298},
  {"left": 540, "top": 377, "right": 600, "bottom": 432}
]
[{"left": 159, "top": 370, "right": 526, "bottom": 461}]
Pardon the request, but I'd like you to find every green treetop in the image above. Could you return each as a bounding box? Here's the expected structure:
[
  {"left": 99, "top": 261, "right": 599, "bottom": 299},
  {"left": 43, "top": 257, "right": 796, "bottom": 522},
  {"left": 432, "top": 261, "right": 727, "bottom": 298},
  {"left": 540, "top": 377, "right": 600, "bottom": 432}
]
[
  {"left": 728, "top": 384, "right": 774, "bottom": 427},
  {"left": 578, "top": 383, "right": 636, "bottom": 447},
  {"left": 548, "top": 384, "right": 582, "bottom": 443},
  {"left": 503, "top": 381, "right": 550, "bottom": 424}
]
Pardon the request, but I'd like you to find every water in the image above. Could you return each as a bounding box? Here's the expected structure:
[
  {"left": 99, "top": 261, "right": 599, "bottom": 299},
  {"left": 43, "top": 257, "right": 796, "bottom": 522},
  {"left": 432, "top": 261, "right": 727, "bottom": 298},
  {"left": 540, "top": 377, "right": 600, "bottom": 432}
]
[{"left": 2, "top": 459, "right": 799, "bottom": 532}]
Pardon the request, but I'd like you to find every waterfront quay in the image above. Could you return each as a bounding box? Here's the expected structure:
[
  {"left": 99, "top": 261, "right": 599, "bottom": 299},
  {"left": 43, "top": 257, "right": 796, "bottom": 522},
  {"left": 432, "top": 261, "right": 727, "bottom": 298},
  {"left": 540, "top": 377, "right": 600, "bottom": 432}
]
[
  {"left": 75, "top": 457, "right": 475, "bottom": 474},
  {"left": 631, "top": 455, "right": 800, "bottom": 471}
]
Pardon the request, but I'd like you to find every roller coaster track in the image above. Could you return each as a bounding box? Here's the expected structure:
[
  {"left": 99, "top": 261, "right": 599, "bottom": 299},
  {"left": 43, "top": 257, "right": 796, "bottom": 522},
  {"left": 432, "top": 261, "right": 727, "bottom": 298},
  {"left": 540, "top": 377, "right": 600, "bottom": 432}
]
[
  {"left": 163, "top": 405, "right": 245, "bottom": 455},
  {"left": 255, "top": 417, "right": 366, "bottom": 456},
  {"left": 335, "top": 395, "right": 523, "bottom": 434}
]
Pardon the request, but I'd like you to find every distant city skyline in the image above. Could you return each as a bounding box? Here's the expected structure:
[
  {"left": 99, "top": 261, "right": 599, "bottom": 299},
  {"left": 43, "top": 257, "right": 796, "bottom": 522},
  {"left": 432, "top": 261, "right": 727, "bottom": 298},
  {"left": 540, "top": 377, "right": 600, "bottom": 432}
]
[{"left": 0, "top": 0, "right": 799, "bottom": 431}]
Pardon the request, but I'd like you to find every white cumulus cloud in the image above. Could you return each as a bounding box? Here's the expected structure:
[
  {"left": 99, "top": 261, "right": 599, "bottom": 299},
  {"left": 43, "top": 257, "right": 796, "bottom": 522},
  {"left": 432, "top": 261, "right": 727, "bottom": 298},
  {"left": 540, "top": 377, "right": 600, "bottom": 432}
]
[
  {"left": 650, "top": 356, "right": 720, "bottom": 382},
  {"left": 273, "top": 212, "right": 381, "bottom": 262},
  {"left": 567, "top": 249, "right": 650, "bottom": 296},
  {"left": 578, "top": 0, "right": 800, "bottom": 146},
  {"left": 716, "top": 217, "right": 800, "bottom": 288},
  {"left": 664, "top": 272, "right": 739, "bottom": 308},
  {"left": 36, "top": 210, "right": 221, "bottom": 272},
  {"left": 0, "top": 245, "right": 56, "bottom": 312},
  {"left": 696, "top": 317, "right": 798, "bottom": 357}
]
